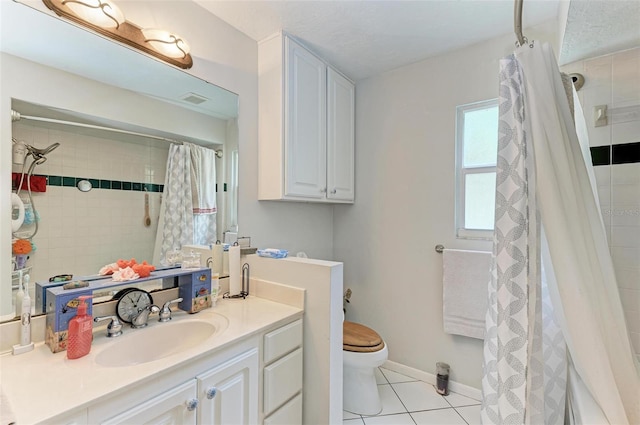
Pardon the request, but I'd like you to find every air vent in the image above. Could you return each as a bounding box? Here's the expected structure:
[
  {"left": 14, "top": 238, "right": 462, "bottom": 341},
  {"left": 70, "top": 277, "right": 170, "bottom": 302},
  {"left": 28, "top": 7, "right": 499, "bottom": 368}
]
[{"left": 180, "top": 92, "right": 208, "bottom": 105}]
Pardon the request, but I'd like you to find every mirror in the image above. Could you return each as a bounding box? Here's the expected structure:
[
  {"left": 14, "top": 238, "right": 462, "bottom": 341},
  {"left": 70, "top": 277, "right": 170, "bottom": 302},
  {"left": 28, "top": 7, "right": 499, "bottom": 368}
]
[{"left": 1, "top": 1, "right": 239, "bottom": 321}]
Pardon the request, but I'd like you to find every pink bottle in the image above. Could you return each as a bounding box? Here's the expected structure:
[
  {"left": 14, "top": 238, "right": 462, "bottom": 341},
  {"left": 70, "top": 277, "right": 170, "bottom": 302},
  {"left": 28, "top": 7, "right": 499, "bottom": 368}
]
[{"left": 67, "top": 296, "right": 93, "bottom": 359}]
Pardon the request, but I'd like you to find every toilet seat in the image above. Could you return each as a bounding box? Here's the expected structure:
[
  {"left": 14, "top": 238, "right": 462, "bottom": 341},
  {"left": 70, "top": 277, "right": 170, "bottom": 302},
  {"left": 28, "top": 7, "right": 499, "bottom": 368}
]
[{"left": 343, "top": 321, "right": 385, "bottom": 353}]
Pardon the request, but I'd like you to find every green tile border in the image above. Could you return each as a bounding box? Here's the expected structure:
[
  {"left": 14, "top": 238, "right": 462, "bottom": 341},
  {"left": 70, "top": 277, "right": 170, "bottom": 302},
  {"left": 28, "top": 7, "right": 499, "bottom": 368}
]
[
  {"left": 43, "top": 175, "right": 164, "bottom": 192},
  {"left": 32, "top": 175, "right": 226, "bottom": 194}
]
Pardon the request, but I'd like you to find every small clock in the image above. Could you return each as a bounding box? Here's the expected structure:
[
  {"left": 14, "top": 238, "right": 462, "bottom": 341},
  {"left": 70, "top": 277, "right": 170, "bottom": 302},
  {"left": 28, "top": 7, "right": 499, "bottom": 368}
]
[{"left": 115, "top": 288, "right": 153, "bottom": 323}]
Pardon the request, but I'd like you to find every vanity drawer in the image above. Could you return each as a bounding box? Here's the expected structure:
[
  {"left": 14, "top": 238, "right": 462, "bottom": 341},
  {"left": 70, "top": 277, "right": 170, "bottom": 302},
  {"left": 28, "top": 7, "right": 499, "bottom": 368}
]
[
  {"left": 264, "top": 393, "right": 302, "bottom": 425},
  {"left": 263, "top": 348, "right": 303, "bottom": 415},
  {"left": 264, "top": 319, "right": 302, "bottom": 364}
]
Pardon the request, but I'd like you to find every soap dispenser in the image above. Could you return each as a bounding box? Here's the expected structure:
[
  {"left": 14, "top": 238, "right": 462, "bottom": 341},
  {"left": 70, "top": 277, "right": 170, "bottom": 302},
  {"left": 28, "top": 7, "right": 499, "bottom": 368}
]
[{"left": 67, "top": 295, "right": 93, "bottom": 359}]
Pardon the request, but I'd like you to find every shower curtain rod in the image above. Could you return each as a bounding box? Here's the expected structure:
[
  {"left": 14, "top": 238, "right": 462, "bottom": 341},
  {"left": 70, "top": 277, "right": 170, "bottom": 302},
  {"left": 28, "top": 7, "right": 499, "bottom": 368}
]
[
  {"left": 514, "top": 0, "right": 526, "bottom": 46},
  {"left": 11, "top": 109, "right": 223, "bottom": 157},
  {"left": 512, "top": 1, "right": 585, "bottom": 91}
]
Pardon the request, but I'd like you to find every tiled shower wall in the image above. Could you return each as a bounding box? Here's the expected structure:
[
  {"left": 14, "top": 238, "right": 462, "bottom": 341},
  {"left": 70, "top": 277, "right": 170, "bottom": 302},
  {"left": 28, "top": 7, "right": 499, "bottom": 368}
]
[
  {"left": 563, "top": 47, "right": 640, "bottom": 360},
  {"left": 12, "top": 121, "right": 168, "bottom": 285}
]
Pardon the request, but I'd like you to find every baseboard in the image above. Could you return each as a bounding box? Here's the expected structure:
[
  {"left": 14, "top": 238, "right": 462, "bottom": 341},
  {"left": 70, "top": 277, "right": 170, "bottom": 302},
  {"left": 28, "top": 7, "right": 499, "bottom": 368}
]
[{"left": 382, "top": 360, "right": 482, "bottom": 401}]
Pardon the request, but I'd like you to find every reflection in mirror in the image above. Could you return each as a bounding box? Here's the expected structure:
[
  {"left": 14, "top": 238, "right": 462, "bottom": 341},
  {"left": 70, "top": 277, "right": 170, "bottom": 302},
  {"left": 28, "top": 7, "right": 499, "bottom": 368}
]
[
  {"left": 1, "top": 1, "right": 239, "bottom": 321},
  {"left": 76, "top": 179, "right": 93, "bottom": 192}
]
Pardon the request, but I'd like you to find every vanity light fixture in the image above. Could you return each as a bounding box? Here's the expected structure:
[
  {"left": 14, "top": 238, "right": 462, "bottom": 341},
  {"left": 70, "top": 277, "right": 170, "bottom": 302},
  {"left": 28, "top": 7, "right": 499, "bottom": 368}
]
[
  {"left": 61, "top": 0, "right": 124, "bottom": 29},
  {"left": 141, "top": 28, "right": 190, "bottom": 59},
  {"left": 42, "top": 0, "right": 193, "bottom": 69}
]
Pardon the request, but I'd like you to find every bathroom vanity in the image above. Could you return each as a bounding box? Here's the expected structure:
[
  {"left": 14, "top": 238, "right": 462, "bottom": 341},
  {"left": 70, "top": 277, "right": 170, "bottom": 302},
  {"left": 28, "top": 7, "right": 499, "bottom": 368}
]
[{"left": 0, "top": 296, "right": 303, "bottom": 424}]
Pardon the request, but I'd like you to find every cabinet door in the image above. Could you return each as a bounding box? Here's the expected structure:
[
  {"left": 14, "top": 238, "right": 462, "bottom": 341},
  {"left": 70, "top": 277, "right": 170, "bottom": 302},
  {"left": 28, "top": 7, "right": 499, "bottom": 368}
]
[
  {"left": 197, "top": 348, "right": 259, "bottom": 425},
  {"left": 101, "top": 380, "right": 197, "bottom": 425},
  {"left": 284, "top": 36, "right": 327, "bottom": 199},
  {"left": 327, "top": 67, "right": 355, "bottom": 202}
]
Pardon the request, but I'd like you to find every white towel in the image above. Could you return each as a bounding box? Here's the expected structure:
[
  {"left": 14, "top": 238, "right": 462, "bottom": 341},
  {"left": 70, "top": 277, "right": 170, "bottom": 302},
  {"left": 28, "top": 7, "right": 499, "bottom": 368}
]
[
  {"left": 442, "top": 249, "right": 491, "bottom": 339},
  {"left": 189, "top": 143, "right": 217, "bottom": 214}
]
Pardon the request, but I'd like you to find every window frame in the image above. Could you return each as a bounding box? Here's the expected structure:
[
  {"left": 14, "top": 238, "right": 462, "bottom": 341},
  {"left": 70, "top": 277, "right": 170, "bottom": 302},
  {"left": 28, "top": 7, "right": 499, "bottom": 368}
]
[{"left": 455, "top": 99, "right": 498, "bottom": 240}]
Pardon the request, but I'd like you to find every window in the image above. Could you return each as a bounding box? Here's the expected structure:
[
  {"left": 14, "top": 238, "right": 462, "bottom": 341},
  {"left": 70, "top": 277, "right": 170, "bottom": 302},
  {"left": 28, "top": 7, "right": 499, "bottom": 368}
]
[{"left": 455, "top": 100, "right": 498, "bottom": 239}]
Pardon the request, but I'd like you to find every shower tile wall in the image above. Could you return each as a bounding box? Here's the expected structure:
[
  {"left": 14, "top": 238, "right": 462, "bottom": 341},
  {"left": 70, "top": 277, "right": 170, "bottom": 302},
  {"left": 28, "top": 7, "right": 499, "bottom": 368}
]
[
  {"left": 565, "top": 47, "right": 640, "bottom": 360},
  {"left": 12, "top": 121, "right": 168, "bottom": 285}
]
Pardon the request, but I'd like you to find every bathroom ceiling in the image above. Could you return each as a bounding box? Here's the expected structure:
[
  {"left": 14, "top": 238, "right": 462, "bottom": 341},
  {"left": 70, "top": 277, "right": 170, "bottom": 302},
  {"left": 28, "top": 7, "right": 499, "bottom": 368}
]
[
  {"left": 196, "top": 0, "right": 640, "bottom": 81},
  {"left": 559, "top": 0, "right": 640, "bottom": 65}
]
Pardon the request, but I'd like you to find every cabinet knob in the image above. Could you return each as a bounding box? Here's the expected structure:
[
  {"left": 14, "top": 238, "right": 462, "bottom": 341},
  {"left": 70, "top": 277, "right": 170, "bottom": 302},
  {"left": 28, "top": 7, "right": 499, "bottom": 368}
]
[
  {"left": 331, "top": 188, "right": 337, "bottom": 194},
  {"left": 185, "top": 398, "right": 199, "bottom": 411},
  {"left": 320, "top": 187, "right": 327, "bottom": 193},
  {"left": 206, "top": 387, "right": 218, "bottom": 399}
]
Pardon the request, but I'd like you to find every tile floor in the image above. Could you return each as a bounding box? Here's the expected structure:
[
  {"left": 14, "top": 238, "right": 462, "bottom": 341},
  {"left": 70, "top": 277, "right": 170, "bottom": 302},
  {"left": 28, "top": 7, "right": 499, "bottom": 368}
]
[{"left": 343, "top": 368, "right": 481, "bottom": 425}]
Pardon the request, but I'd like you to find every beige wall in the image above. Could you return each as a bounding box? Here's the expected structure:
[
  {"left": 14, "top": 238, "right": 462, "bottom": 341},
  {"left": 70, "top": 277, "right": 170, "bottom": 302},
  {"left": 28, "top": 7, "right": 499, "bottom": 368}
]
[{"left": 333, "top": 22, "right": 558, "bottom": 388}]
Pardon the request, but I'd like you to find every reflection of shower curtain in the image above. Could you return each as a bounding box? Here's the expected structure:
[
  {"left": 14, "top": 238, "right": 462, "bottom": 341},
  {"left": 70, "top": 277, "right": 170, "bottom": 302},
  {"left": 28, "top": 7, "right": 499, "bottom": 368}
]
[
  {"left": 152, "top": 143, "right": 217, "bottom": 265},
  {"left": 481, "top": 42, "right": 639, "bottom": 425},
  {"left": 190, "top": 144, "right": 217, "bottom": 246}
]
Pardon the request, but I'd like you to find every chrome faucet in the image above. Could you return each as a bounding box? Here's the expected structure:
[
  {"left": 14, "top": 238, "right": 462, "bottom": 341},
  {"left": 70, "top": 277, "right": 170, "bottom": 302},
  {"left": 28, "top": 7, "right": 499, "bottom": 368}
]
[
  {"left": 159, "top": 298, "right": 183, "bottom": 322},
  {"left": 94, "top": 315, "right": 123, "bottom": 337},
  {"left": 131, "top": 304, "right": 160, "bottom": 329}
]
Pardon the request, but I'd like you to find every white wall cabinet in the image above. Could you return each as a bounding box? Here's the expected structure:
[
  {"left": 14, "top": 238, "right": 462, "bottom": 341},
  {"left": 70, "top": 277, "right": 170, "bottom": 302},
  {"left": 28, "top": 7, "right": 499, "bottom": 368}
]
[
  {"left": 259, "top": 32, "right": 355, "bottom": 203},
  {"left": 327, "top": 67, "right": 355, "bottom": 201},
  {"left": 284, "top": 37, "right": 327, "bottom": 199}
]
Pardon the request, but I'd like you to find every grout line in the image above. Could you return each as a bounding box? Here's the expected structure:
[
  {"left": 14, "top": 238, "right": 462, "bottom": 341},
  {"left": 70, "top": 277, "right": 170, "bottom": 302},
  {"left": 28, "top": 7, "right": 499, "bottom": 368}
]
[
  {"left": 385, "top": 380, "right": 413, "bottom": 422},
  {"left": 377, "top": 367, "right": 391, "bottom": 384},
  {"left": 361, "top": 367, "right": 482, "bottom": 424},
  {"left": 452, "top": 406, "right": 471, "bottom": 425},
  {"left": 407, "top": 412, "right": 419, "bottom": 425},
  {"left": 380, "top": 367, "right": 419, "bottom": 384},
  {"left": 407, "top": 406, "right": 462, "bottom": 413}
]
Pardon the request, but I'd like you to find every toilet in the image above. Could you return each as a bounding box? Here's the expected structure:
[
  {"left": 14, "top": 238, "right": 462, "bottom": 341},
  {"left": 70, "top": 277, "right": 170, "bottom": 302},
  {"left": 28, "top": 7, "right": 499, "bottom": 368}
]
[{"left": 343, "top": 321, "right": 389, "bottom": 415}]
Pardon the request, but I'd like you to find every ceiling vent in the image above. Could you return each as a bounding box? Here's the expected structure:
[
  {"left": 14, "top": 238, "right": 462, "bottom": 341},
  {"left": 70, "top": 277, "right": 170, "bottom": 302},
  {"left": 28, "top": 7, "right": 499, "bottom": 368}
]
[{"left": 180, "top": 92, "right": 208, "bottom": 105}]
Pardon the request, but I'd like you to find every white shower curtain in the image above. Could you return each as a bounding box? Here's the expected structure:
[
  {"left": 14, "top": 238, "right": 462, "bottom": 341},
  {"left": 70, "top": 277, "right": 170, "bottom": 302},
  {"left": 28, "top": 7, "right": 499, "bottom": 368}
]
[
  {"left": 152, "top": 143, "right": 217, "bottom": 265},
  {"left": 481, "top": 42, "right": 639, "bottom": 425}
]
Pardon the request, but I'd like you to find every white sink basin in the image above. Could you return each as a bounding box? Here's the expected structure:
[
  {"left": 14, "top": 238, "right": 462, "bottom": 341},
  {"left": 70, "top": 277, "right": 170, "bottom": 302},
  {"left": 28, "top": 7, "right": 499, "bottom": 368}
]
[{"left": 95, "top": 315, "right": 229, "bottom": 367}]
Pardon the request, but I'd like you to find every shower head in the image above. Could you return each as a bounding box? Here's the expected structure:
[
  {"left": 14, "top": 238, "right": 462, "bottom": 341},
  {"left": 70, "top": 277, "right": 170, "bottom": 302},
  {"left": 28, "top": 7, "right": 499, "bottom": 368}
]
[
  {"left": 26, "top": 142, "right": 60, "bottom": 157},
  {"left": 23, "top": 142, "right": 60, "bottom": 173},
  {"left": 25, "top": 142, "right": 60, "bottom": 164}
]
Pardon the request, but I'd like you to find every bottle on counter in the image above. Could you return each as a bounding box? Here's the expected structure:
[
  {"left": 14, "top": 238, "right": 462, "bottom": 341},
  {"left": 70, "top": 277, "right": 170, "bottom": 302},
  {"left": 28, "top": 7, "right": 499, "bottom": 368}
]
[{"left": 67, "top": 295, "right": 93, "bottom": 359}]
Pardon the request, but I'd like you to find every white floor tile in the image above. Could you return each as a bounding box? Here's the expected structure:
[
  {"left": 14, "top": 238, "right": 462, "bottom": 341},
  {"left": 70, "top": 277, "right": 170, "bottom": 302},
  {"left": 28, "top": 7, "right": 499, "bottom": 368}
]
[
  {"left": 375, "top": 367, "right": 388, "bottom": 384},
  {"left": 365, "top": 384, "right": 407, "bottom": 416},
  {"left": 362, "top": 413, "right": 415, "bottom": 425},
  {"left": 344, "top": 410, "right": 362, "bottom": 420},
  {"left": 391, "top": 381, "right": 450, "bottom": 412},
  {"left": 344, "top": 419, "right": 365, "bottom": 425},
  {"left": 443, "top": 391, "right": 481, "bottom": 407},
  {"left": 456, "top": 405, "right": 482, "bottom": 425},
  {"left": 380, "top": 368, "right": 417, "bottom": 384},
  {"left": 411, "top": 408, "right": 467, "bottom": 425}
]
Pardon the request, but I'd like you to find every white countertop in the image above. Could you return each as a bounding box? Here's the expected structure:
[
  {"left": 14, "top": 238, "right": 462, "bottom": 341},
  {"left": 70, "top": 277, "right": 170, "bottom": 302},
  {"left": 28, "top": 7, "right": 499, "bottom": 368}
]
[{"left": 0, "top": 296, "right": 302, "bottom": 424}]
